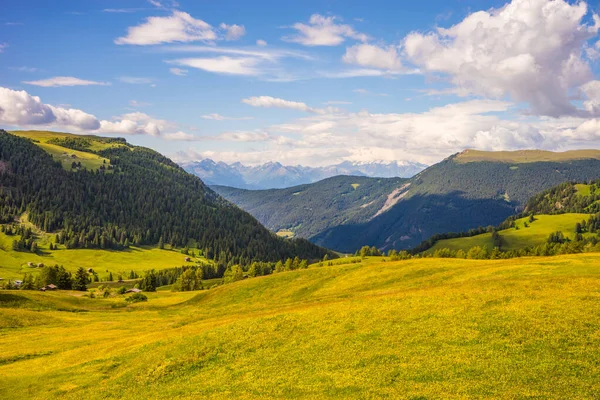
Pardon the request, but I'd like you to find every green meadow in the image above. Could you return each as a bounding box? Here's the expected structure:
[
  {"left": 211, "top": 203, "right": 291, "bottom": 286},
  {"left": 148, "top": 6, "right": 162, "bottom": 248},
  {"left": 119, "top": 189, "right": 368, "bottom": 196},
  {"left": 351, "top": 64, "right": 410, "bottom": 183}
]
[
  {"left": 0, "top": 230, "right": 204, "bottom": 281},
  {"left": 429, "top": 213, "right": 590, "bottom": 253},
  {"left": 1, "top": 254, "right": 600, "bottom": 399}
]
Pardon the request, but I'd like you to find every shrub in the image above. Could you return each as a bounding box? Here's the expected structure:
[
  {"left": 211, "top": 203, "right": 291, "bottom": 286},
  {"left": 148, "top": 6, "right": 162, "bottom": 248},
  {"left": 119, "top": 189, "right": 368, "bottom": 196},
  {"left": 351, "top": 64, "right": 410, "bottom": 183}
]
[{"left": 126, "top": 293, "right": 148, "bottom": 303}]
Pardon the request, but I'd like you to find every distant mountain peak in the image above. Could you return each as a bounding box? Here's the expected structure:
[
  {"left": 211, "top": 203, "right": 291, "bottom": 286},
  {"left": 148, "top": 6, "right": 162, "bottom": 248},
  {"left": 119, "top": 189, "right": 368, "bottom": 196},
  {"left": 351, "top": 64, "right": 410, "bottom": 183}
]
[{"left": 180, "top": 159, "right": 428, "bottom": 189}]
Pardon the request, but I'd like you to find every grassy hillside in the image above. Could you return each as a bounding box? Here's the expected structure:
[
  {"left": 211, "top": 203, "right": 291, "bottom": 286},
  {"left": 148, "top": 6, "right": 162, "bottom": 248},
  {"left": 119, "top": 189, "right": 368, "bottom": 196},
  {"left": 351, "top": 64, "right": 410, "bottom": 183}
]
[
  {"left": 216, "top": 149, "right": 600, "bottom": 253},
  {"left": 428, "top": 213, "right": 590, "bottom": 253},
  {"left": 2, "top": 254, "right": 600, "bottom": 398}
]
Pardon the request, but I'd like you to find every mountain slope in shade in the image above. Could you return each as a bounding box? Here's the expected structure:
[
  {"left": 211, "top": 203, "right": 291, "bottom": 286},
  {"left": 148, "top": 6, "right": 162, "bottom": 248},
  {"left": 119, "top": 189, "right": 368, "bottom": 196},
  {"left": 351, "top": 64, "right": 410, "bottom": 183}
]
[
  {"left": 181, "top": 159, "right": 427, "bottom": 189},
  {"left": 215, "top": 149, "right": 600, "bottom": 253}
]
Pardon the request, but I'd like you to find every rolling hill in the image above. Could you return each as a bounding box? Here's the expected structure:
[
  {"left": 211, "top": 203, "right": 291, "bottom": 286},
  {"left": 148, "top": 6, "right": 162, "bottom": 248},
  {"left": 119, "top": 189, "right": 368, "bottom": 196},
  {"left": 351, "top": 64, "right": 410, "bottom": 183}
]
[
  {"left": 2, "top": 253, "right": 600, "bottom": 398},
  {"left": 0, "top": 130, "right": 333, "bottom": 267},
  {"left": 215, "top": 149, "right": 600, "bottom": 253}
]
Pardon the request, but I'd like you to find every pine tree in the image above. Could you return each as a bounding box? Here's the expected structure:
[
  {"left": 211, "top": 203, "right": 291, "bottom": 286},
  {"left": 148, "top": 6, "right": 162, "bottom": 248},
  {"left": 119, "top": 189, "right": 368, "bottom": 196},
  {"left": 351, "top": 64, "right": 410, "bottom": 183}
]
[{"left": 73, "top": 267, "right": 88, "bottom": 291}]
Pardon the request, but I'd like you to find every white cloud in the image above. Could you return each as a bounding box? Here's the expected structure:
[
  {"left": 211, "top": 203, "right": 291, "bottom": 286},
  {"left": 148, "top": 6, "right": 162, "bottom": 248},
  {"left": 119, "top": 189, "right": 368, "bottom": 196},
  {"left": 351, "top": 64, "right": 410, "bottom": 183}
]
[
  {"left": 0, "top": 86, "right": 184, "bottom": 139},
  {"left": 169, "top": 57, "right": 261, "bottom": 75},
  {"left": 283, "top": 14, "right": 368, "bottom": 46},
  {"left": 201, "top": 113, "right": 253, "bottom": 121},
  {"left": 256, "top": 39, "right": 267, "bottom": 46},
  {"left": 214, "top": 131, "right": 270, "bottom": 142},
  {"left": 163, "top": 131, "right": 198, "bottom": 141},
  {"left": 0, "top": 87, "right": 97, "bottom": 128},
  {"left": 169, "top": 67, "right": 188, "bottom": 76},
  {"left": 403, "top": 0, "right": 600, "bottom": 117},
  {"left": 163, "top": 45, "right": 312, "bottom": 80},
  {"left": 0, "top": 43, "right": 7, "bottom": 53},
  {"left": 119, "top": 76, "right": 153, "bottom": 84},
  {"left": 342, "top": 43, "right": 402, "bottom": 70},
  {"left": 242, "top": 96, "right": 339, "bottom": 114},
  {"left": 581, "top": 80, "right": 600, "bottom": 115},
  {"left": 23, "top": 76, "right": 110, "bottom": 87},
  {"left": 219, "top": 23, "right": 246, "bottom": 40},
  {"left": 115, "top": 11, "right": 217, "bottom": 45}
]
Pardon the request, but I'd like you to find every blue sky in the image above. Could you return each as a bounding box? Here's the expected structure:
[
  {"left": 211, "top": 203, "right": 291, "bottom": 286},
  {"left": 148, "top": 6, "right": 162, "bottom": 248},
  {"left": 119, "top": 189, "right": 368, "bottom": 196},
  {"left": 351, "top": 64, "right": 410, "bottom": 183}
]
[{"left": 1, "top": 0, "right": 600, "bottom": 166}]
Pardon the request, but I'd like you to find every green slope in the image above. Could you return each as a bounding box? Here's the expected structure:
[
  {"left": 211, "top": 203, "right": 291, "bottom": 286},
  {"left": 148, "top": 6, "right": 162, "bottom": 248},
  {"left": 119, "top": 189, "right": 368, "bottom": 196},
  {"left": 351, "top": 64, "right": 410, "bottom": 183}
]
[
  {"left": 2, "top": 254, "right": 600, "bottom": 398},
  {"left": 428, "top": 213, "right": 591, "bottom": 253}
]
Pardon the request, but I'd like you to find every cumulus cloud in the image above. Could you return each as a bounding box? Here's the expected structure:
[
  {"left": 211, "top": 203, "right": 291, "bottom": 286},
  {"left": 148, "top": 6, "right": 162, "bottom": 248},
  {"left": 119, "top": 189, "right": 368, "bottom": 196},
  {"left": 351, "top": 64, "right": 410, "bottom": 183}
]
[
  {"left": 256, "top": 39, "right": 267, "bottom": 46},
  {"left": 115, "top": 11, "right": 217, "bottom": 45},
  {"left": 0, "top": 86, "right": 185, "bottom": 139},
  {"left": 219, "top": 23, "right": 246, "bottom": 40},
  {"left": 241, "top": 96, "right": 339, "bottom": 114},
  {"left": 0, "top": 87, "right": 98, "bottom": 129},
  {"left": 23, "top": 76, "right": 110, "bottom": 87},
  {"left": 0, "top": 43, "right": 7, "bottom": 53},
  {"left": 403, "top": 0, "right": 600, "bottom": 117},
  {"left": 283, "top": 14, "right": 368, "bottom": 46},
  {"left": 342, "top": 43, "right": 402, "bottom": 70}
]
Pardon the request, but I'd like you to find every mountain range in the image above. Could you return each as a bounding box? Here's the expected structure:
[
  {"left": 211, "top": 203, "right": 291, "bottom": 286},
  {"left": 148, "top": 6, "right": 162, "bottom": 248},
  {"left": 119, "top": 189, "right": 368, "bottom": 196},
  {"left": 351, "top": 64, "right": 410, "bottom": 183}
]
[
  {"left": 180, "top": 159, "right": 428, "bottom": 189},
  {"left": 214, "top": 149, "right": 600, "bottom": 253}
]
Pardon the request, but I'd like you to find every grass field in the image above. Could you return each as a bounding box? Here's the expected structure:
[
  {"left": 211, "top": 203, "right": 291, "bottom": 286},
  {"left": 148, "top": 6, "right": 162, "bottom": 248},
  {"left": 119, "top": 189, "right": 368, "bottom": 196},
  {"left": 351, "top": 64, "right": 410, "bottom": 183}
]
[
  {"left": 455, "top": 148, "right": 600, "bottom": 163},
  {"left": 0, "top": 230, "right": 206, "bottom": 281},
  {"left": 9, "top": 130, "right": 126, "bottom": 171},
  {"left": 1, "top": 254, "right": 600, "bottom": 398},
  {"left": 428, "top": 213, "right": 591, "bottom": 253},
  {"left": 575, "top": 183, "right": 592, "bottom": 196}
]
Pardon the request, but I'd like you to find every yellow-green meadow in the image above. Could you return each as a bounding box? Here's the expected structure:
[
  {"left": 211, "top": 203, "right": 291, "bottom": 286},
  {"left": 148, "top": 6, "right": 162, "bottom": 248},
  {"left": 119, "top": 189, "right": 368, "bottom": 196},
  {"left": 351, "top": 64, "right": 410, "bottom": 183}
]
[{"left": 2, "top": 254, "right": 600, "bottom": 399}]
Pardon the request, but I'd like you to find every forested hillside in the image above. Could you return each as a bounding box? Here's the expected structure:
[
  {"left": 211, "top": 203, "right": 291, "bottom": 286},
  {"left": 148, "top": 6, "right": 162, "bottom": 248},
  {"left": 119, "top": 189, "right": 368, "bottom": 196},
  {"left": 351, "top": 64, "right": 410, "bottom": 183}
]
[
  {"left": 213, "top": 175, "right": 407, "bottom": 239},
  {"left": 216, "top": 150, "right": 600, "bottom": 252},
  {"left": 0, "top": 130, "right": 333, "bottom": 264}
]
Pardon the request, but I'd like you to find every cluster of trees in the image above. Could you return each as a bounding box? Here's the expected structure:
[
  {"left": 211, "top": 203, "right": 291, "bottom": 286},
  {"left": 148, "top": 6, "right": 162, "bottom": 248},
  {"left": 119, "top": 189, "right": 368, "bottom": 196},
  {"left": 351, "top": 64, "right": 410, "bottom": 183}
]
[
  {"left": 355, "top": 246, "right": 382, "bottom": 257},
  {"left": 525, "top": 180, "right": 600, "bottom": 214},
  {"left": 134, "top": 256, "right": 312, "bottom": 292},
  {"left": 0, "top": 131, "right": 334, "bottom": 263},
  {"left": 2, "top": 225, "right": 38, "bottom": 252},
  {"left": 3, "top": 265, "right": 89, "bottom": 291}
]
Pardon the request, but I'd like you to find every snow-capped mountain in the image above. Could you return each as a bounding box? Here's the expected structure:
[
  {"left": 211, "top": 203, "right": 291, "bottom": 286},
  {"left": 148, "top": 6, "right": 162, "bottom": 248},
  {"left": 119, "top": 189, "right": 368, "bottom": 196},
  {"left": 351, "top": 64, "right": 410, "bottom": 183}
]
[{"left": 180, "top": 159, "right": 428, "bottom": 189}]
